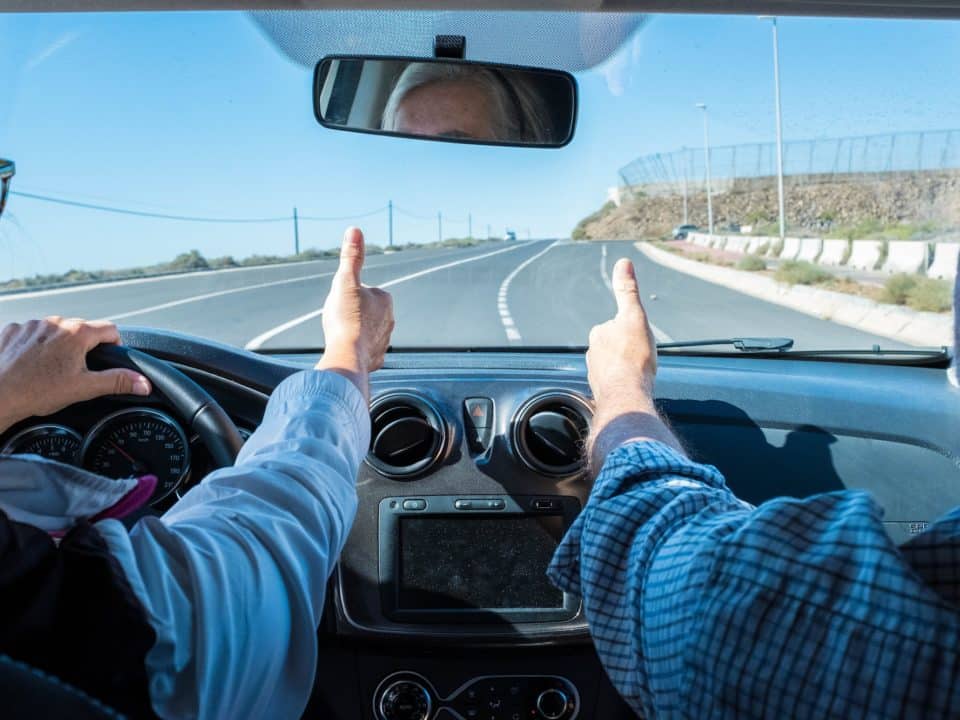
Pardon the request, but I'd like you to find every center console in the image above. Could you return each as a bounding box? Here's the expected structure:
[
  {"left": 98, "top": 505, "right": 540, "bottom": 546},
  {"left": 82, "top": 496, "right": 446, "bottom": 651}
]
[{"left": 308, "top": 370, "right": 633, "bottom": 719}]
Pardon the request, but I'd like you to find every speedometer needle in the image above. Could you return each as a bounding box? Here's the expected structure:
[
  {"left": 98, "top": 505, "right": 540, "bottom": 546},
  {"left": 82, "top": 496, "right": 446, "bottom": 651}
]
[{"left": 109, "top": 440, "right": 147, "bottom": 474}]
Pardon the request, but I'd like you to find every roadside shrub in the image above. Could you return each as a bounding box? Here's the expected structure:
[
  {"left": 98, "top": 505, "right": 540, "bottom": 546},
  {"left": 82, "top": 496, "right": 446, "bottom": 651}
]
[
  {"left": 775, "top": 260, "right": 831, "bottom": 285},
  {"left": 169, "top": 250, "right": 209, "bottom": 271},
  {"left": 736, "top": 255, "right": 767, "bottom": 271},
  {"left": 755, "top": 242, "right": 770, "bottom": 256},
  {"left": 907, "top": 278, "right": 952, "bottom": 313},
  {"left": 881, "top": 273, "right": 918, "bottom": 305},
  {"left": 875, "top": 240, "right": 888, "bottom": 270}
]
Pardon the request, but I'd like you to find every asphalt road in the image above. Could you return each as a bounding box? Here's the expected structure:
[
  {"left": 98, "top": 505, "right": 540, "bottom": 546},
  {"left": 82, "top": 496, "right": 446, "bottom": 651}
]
[{"left": 0, "top": 240, "right": 912, "bottom": 351}]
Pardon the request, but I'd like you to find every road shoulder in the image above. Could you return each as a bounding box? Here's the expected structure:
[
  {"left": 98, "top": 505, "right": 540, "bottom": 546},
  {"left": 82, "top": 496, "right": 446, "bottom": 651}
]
[{"left": 635, "top": 241, "right": 951, "bottom": 347}]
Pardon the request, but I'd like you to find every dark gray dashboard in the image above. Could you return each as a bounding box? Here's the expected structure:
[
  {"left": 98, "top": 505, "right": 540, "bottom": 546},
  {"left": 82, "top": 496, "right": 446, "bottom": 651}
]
[{"left": 106, "top": 330, "right": 960, "bottom": 720}]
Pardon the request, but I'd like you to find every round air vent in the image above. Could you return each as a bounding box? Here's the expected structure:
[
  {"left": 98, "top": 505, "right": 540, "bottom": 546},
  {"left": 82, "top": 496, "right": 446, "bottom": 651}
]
[
  {"left": 512, "top": 391, "right": 593, "bottom": 477},
  {"left": 367, "top": 392, "right": 447, "bottom": 479}
]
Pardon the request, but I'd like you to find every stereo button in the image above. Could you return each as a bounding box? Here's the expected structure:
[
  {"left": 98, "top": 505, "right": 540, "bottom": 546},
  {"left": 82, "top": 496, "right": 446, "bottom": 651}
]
[{"left": 402, "top": 499, "right": 427, "bottom": 511}]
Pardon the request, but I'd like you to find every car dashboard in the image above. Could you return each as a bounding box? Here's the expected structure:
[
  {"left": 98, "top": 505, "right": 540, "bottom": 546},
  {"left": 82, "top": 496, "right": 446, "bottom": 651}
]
[{"left": 4, "top": 328, "right": 960, "bottom": 720}]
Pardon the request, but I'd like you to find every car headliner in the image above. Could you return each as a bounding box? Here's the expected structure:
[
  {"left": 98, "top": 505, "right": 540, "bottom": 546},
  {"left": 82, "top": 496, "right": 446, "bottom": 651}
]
[{"left": 2, "top": 0, "right": 960, "bottom": 19}]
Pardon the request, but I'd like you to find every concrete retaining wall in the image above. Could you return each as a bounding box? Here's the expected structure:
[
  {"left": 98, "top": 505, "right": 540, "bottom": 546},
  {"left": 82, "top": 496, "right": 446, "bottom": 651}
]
[
  {"left": 848, "top": 240, "right": 884, "bottom": 270},
  {"left": 780, "top": 237, "right": 802, "bottom": 260},
  {"left": 746, "top": 236, "right": 769, "bottom": 254},
  {"left": 725, "top": 236, "right": 749, "bottom": 254},
  {"left": 882, "top": 241, "right": 928, "bottom": 274},
  {"left": 797, "top": 238, "right": 823, "bottom": 262},
  {"left": 637, "top": 241, "right": 951, "bottom": 347},
  {"left": 819, "top": 239, "right": 850, "bottom": 266},
  {"left": 928, "top": 243, "right": 960, "bottom": 280}
]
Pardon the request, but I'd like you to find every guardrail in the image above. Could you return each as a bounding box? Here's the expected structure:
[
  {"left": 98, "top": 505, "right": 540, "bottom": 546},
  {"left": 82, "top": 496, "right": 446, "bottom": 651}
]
[{"left": 684, "top": 231, "right": 958, "bottom": 280}]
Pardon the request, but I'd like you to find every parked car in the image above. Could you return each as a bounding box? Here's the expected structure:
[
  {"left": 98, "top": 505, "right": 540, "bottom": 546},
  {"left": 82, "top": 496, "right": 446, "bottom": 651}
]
[{"left": 672, "top": 224, "right": 699, "bottom": 240}]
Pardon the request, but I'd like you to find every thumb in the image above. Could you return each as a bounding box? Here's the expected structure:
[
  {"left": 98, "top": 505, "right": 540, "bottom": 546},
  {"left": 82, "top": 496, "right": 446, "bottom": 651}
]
[
  {"left": 612, "top": 258, "right": 642, "bottom": 314},
  {"left": 336, "top": 226, "right": 365, "bottom": 287},
  {"left": 85, "top": 369, "right": 152, "bottom": 399}
]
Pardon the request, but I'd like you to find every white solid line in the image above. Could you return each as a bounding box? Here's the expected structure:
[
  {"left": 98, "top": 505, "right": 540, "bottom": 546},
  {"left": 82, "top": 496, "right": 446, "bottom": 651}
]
[
  {"left": 100, "top": 250, "right": 465, "bottom": 322},
  {"left": 244, "top": 241, "right": 535, "bottom": 350},
  {"left": 0, "top": 258, "right": 334, "bottom": 303},
  {"left": 104, "top": 271, "right": 336, "bottom": 321},
  {"left": 602, "top": 242, "right": 673, "bottom": 343},
  {"left": 496, "top": 240, "right": 559, "bottom": 344}
]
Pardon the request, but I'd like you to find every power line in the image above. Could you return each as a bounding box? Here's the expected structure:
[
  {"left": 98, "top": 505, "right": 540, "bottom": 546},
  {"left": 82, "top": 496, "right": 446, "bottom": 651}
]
[
  {"left": 10, "top": 191, "right": 290, "bottom": 224},
  {"left": 393, "top": 205, "right": 435, "bottom": 222},
  {"left": 298, "top": 206, "right": 387, "bottom": 222},
  {"left": 11, "top": 190, "right": 387, "bottom": 225}
]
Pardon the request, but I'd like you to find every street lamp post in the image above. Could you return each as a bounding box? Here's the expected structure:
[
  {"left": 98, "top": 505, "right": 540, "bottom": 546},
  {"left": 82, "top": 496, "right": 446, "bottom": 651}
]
[
  {"left": 696, "top": 103, "right": 714, "bottom": 237},
  {"left": 761, "top": 15, "right": 787, "bottom": 243}
]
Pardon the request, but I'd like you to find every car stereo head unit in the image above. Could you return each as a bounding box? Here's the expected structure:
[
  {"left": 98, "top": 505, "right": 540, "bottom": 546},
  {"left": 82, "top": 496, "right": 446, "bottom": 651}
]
[{"left": 379, "top": 495, "right": 582, "bottom": 624}]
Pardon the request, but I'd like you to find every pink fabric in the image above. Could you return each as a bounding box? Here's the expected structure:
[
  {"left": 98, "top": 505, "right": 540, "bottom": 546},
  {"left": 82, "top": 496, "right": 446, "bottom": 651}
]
[{"left": 91, "top": 475, "right": 157, "bottom": 523}]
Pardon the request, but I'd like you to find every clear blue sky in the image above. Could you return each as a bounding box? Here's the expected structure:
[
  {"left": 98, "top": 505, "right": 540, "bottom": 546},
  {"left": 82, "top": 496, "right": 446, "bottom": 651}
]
[{"left": 1, "top": 11, "right": 958, "bottom": 280}]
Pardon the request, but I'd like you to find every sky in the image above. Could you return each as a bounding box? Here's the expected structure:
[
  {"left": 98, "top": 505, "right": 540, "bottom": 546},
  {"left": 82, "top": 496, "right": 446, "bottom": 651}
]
[{"left": 1, "top": 11, "right": 958, "bottom": 280}]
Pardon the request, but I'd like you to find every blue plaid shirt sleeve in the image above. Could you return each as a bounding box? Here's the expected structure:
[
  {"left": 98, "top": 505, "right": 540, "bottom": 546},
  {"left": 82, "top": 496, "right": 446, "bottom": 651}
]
[{"left": 547, "top": 440, "right": 960, "bottom": 719}]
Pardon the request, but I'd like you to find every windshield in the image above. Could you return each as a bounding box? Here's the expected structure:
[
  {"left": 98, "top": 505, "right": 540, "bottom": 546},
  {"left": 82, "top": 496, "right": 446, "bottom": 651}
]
[{"left": 1, "top": 11, "right": 957, "bottom": 353}]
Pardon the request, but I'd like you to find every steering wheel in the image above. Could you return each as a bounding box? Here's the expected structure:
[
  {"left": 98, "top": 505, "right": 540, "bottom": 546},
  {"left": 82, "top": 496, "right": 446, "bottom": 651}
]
[{"left": 87, "top": 344, "right": 245, "bottom": 469}]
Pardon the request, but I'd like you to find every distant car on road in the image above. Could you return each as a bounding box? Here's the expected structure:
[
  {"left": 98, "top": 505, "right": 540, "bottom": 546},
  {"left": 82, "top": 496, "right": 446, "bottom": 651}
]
[
  {"left": 504, "top": 231, "right": 517, "bottom": 242},
  {"left": 672, "top": 224, "right": 699, "bottom": 240}
]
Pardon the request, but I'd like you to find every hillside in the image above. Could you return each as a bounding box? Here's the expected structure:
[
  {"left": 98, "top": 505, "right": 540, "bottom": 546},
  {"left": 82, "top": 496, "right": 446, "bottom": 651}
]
[{"left": 574, "top": 170, "right": 960, "bottom": 241}]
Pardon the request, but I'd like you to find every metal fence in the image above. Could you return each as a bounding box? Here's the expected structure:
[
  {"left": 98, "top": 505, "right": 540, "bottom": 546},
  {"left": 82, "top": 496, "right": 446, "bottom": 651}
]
[{"left": 619, "top": 129, "right": 960, "bottom": 196}]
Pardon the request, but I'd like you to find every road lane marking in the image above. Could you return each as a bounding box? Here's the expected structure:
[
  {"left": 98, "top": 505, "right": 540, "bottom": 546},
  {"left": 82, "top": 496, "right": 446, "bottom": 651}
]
[
  {"left": 497, "top": 241, "right": 559, "bottom": 344},
  {"left": 104, "top": 271, "right": 336, "bottom": 321},
  {"left": 245, "top": 241, "right": 537, "bottom": 350},
  {"left": 0, "top": 258, "right": 334, "bottom": 303},
  {"left": 602, "top": 243, "right": 673, "bottom": 343},
  {"left": 96, "top": 250, "right": 467, "bottom": 322}
]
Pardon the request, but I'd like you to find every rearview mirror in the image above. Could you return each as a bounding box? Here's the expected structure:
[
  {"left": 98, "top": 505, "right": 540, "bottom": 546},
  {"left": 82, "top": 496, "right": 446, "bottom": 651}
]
[{"left": 314, "top": 57, "right": 576, "bottom": 148}]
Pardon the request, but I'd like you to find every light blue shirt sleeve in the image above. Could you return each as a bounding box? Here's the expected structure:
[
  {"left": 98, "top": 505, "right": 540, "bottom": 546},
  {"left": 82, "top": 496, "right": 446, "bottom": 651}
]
[{"left": 97, "top": 369, "right": 370, "bottom": 720}]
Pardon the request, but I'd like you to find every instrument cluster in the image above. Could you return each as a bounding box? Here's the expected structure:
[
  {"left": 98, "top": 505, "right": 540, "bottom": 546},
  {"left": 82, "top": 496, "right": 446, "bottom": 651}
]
[{"left": 2, "top": 407, "right": 191, "bottom": 505}]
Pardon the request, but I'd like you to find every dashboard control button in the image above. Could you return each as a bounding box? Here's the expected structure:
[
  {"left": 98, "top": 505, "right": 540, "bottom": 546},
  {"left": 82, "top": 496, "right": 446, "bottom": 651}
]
[
  {"left": 378, "top": 680, "right": 432, "bottom": 720},
  {"left": 454, "top": 498, "right": 505, "bottom": 511},
  {"left": 464, "top": 398, "right": 493, "bottom": 428},
  {"left": 463, "top": 398, "right": 495, "bottom": 452},
  {"left": 536, "top": 688, "right": 569, "bottom": 719},
  {"left": 402, "top": 499, "right": 427, "bottom": 511},
  {"left": 532, "top": 498, "right": 560, "bottom": 511}
]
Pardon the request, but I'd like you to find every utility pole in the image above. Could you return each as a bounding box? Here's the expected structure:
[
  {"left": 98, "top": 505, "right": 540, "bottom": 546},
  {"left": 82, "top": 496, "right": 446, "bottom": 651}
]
[
  {"left": 468, "top": 213, "right": 472, "bottom": 239},
  {"left": 388, "top": 200, "right": 394, "bottom": 247},
  {"left": 696, "top": 103, "right": 714, "bottom": 237},
  {"left": 293, "top": 207, "right": 300, "bottom": 255},
  {"left": 760, "top": 16, "right": 788, "bottom": 243},
  {"left": 487, "top": 223, "right": 491, "bottom": 239},
  {"left": 437, "top": 211, "right": 442, "bottom": 244},
  {"left": 682, "top": 149, "right": 689, "bottom": 225}
]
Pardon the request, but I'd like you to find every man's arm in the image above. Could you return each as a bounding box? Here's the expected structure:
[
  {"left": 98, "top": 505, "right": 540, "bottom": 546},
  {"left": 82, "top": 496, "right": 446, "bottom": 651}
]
[
  {"left": 549, "top": 258, "right": 960, "bottom": 718},
  {"left": 98, "top": 227, "right": 395, "bottom": 720}
]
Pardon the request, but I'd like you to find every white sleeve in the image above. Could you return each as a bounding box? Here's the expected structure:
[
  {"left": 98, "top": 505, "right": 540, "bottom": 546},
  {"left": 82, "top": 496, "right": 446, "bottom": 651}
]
[{"left": 97, "top": 369, "right": 370, "bottom": 720}]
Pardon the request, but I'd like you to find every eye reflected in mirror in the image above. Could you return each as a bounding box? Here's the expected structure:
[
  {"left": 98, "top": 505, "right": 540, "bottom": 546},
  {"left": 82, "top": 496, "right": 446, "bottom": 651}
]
[{"left": 314, "top": 57, "right": 576, "bottom": 148}]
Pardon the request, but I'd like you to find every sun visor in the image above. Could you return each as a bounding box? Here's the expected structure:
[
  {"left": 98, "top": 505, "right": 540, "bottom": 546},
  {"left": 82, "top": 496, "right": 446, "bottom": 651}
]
[{"left": 248, "top": 10, "right": 647, "bottom": 71}]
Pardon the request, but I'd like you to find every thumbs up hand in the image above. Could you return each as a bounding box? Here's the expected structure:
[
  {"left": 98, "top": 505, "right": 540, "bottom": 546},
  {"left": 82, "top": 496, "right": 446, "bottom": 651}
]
[
  {"left": 317, "top": 227, "right": 395, "bottom": 401},
  {"left": 586, "top": 258, "right": 658, "bottom": 418}
]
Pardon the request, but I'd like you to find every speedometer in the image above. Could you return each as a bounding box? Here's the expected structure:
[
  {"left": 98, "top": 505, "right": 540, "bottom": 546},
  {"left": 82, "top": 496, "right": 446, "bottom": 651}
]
[
  {"left": 81, "top": 408, "right": 190, "bottom": 503},
  {"left": 2, "top": 424, "right": 82, "bottom": 464}
]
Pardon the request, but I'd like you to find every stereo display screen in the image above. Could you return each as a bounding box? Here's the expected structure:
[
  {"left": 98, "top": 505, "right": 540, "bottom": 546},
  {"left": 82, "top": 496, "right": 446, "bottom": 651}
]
[{"left": 398, "top": 515, "right": 566, "bottom": 610}]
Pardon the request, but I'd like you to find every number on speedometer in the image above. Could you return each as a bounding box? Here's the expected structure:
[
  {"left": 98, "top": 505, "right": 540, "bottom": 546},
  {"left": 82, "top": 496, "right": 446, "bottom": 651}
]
[{"left": 81, "top": 408, "right": 190, "bottom": 503}]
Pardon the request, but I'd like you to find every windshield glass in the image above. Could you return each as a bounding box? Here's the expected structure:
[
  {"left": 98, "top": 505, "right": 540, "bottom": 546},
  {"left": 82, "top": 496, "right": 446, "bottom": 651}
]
[{"left": 1, "top": 11, "right": 957, "bottom": 352}]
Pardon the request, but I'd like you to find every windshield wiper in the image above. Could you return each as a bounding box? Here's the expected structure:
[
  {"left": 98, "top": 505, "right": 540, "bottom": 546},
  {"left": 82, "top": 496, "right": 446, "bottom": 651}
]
[{"left": 657, "top": 337, "right": 795, "bottom": 352}]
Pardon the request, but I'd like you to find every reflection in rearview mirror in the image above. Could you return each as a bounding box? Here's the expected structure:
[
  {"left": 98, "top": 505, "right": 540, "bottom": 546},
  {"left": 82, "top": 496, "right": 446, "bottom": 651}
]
[{"left": 314, "top": 57, "right": 577, "bottom": 148}]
